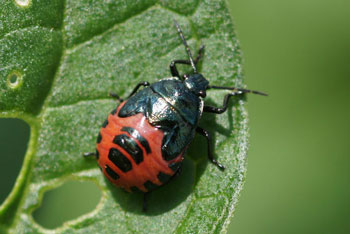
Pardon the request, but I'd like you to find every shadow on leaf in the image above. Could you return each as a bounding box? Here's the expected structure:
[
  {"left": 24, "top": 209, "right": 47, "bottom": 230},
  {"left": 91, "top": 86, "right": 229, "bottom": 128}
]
[
  {"left": 104, "top": 95, "right": 242, "bottom": 215},
  {"left": 106, "top": 158, "right": 195, "bottom": 215}
]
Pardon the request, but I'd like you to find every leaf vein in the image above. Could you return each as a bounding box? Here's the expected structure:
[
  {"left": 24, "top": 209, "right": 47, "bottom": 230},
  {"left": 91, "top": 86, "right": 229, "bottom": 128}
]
[{"left": 65, "top": 3, "right": 158, "bottom": 52}]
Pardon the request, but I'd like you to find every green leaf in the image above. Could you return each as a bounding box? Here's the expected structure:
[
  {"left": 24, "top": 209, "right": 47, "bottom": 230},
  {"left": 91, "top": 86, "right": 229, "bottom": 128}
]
[{"left": 0, "top": 0, "right": 248, "bottom": 233}]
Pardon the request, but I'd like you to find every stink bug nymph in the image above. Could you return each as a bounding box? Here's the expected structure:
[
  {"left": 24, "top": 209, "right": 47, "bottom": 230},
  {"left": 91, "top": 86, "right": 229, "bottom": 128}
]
[{"left": 84, "top": 20, "right": 267, "bottom": 210}]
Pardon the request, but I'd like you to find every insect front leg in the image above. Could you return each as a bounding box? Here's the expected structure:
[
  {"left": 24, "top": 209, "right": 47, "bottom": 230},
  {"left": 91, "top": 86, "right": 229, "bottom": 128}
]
[{"left": 169, "top": 45, "right": 205, "bottom": 79}]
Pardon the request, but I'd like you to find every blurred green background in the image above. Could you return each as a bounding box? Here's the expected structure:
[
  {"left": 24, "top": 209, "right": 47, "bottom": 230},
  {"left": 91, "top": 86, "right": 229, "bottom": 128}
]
[
  {"left": 1, "top": 0, "right": 349, "bottom": 233},
  {"left": 227, "top": 0, "right": 350, "bottom": 233}
]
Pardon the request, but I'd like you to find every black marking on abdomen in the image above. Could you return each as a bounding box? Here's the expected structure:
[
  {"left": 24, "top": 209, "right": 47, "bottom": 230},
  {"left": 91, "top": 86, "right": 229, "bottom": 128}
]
[
  {"left": 105, "top": 165, "right": 120, "bottom": 180},
  {"left": 113, "top": 134, "right": 143, "bottom": 164},
  {"left": 121, "top": 127, "right": 151, "bottom": 154},
  {"left": 157, "top": 172, "right": 172, "bottom": 183},
  {"left": 144, "top": 180, "right": 158, "bottom": 191},
  {"left": 108, "top": 148, "right": 132, "bottom": 172}
]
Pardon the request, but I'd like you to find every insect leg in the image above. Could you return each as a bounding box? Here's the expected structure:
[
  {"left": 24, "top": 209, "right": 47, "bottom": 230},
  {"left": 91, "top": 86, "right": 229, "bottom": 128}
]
[
  {"left": 194, "top": 45, "right": 205, "bottom": 64},
  {"left": 109, "top": 92, "right": 123, "bottom": 102},
  {"left": 196, "top": 127, "right": 225, "bottom": 171},
  {"left": 143, "top": 192, "right": 150, "bottom": 212},
  {"left": 83, "top": 152, "right": 96, "bottom": 157},
  {"left": 169, "top": 45, "right": 205, "bottom": 78},
  {"left": 170, "top": 60, "right": 190, "bottom": 78},
  {"left": 173, "top": 164, "right": 183, "bottom": 177},
  {"left": 161, "top": 125, "right": 181, "bottom": 161},
  {"left": 204, "top": 87, "right": 267, "bottom": 113},
  {"left": 203, "top": 92, "right": 239, "bottom": 114},
  {"left": 109, "top": 81, "right": 150, "bottom": 102},
  {"left": 127, "top": 81, "right": 150, "bottom": 98}
]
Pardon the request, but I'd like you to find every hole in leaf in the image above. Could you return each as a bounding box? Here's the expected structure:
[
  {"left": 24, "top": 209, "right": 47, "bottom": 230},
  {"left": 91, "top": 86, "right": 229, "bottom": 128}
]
[
  {"left": 7, "top": 71, "right": 23, "bottom": 89},
  {"left": 32, "top": 180, "right": 101, "bottom": 229},
  {"left": 9, "top": 75, "right": 17, "bottom": 84},
  {"left": 0, "top": 118, "right": 30, "bottom": 204}
]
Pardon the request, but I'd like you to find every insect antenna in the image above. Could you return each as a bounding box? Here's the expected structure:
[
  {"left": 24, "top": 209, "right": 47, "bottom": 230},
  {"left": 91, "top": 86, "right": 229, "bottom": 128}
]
[{"left": 173, "top": 19, "right": 197, "bottom": 73}]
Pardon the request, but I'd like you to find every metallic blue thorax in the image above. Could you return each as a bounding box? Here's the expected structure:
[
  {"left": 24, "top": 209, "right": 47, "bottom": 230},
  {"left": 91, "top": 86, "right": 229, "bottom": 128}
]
[{"left": 118, "top": 77, "right": 204, "bottom": 161}]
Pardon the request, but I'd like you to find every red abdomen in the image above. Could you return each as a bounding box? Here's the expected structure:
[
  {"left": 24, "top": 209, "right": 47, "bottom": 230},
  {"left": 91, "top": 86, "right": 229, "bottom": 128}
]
[{"left": 96, "top": 102, "right": 184, "bottom": 192}]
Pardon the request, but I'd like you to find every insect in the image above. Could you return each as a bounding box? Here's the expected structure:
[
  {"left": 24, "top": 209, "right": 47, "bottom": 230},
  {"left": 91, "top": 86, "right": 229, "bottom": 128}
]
[{"left": 84, "top": 20, "right": 266, "bottom": 210}]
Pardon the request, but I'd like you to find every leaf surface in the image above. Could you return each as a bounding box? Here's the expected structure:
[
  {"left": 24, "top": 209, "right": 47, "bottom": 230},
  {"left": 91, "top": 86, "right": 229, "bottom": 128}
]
[{"left": 0, "top": 0, "right": 248, "bottom": 233}]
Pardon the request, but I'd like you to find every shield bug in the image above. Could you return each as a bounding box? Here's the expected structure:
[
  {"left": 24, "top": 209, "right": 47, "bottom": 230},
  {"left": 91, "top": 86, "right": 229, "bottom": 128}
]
[{"left": 84, "top": 20, "right": 267, "bottom": 210}]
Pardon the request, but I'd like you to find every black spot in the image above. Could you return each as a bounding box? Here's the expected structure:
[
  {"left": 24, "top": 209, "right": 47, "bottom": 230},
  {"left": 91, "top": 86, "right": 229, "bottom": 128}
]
[
  {"left": 111, "top": 109, "right": 117, "bottom": 115},
  {"left": 121, "top": 127, "right": 151, "bottom": 154},
  {"left": 168, "top": 162, "right": 181, "bottom": 172},
  {"left": 108, "top": 148, "right": 132, "bottom": 172},
  {"left": 102, "top": 119, "right": 108, "bottom": 128},
  {"left": 97, "top": 133, "right": 102, "bottom": 143},
  {"left": 105, "top": 165, "right": 120, "bottom": 180},
  {"left": 157, "top": 172, "right": 172, "bottom": 184},
  {"left": 144, "top": 181, "right": 158, "bottom": 191},
  {"left": 113, "top": 134, "right": 143, "bottom": 164},
  {"left": 95, "top": 149, "right": 99, "bottom": 160},
  {"left": 130, "top": 186, "right": 143, "bottom": 193}
]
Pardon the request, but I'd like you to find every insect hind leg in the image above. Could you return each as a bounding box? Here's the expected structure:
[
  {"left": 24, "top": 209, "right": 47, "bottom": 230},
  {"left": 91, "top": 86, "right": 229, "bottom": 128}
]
[{"left": 143, "top": 192, "right": 150, "bottom": 212}]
